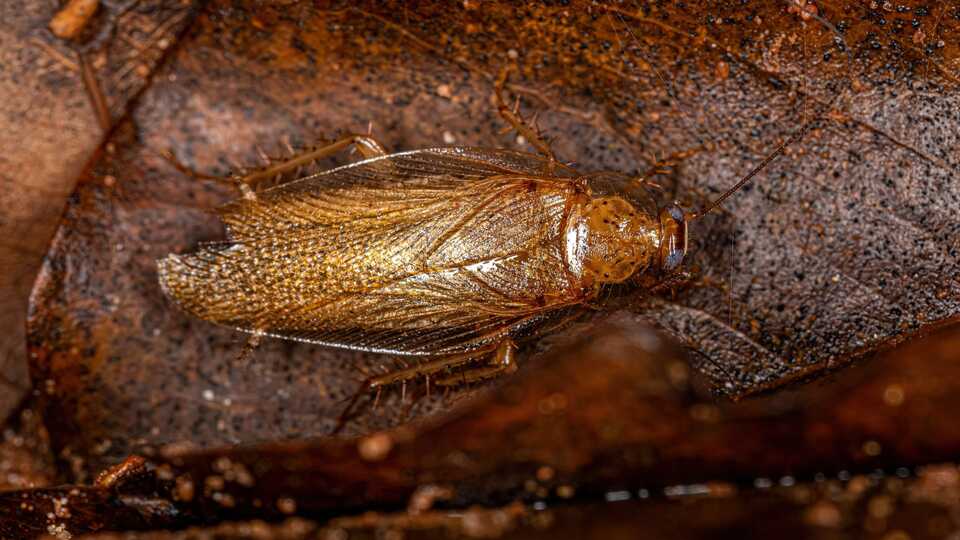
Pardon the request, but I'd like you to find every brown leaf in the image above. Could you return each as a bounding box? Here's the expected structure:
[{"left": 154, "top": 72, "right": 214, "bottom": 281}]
[
  {"left": 0, "top": 0, "right": 196, "bottom": 422},
  {"left": 0, "top": 485, "right": 178, "bottom": 539},
  {"left": 0, "top": 404, "right": 53, "bottom": 491},
  {"left": 137, "top": 315, "right": 960, "bottom": 520},
  {"left": 61, "top": 469, "right": 960, "bottom": 540},
  {"left": 22, "top": 0, "right": 960, "bottom": 484},
  {"left": 8, "top": 314, "right": 960, "bottom": 536}
]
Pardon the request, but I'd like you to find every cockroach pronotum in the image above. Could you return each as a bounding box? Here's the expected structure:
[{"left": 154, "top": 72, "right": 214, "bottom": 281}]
[{"left": 158, "top": 14, "right": 848, "bottom": 415}]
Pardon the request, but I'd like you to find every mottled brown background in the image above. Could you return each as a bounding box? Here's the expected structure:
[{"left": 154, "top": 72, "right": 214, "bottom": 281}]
[{"left": 1, "top": 0, "right": 959, "bottom": 538}]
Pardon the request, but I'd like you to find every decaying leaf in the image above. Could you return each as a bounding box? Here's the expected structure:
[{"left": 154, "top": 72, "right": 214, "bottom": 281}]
[
  {"left": 57, "top": 466, "right": 960, "bottom": 540},
  {"left": 7, "top": 314, "right": 960, "bottom": 536},
  {"left": 21, "top": 0, "right": 960, "bottom": 488},
  {"left": 0, "top": 0, "right": 196, "bottom": 423}
]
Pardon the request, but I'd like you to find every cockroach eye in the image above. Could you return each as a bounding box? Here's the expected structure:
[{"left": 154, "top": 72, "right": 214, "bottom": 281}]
[{"left": 658, "top": 203, "right": 688, "bottom": 273}]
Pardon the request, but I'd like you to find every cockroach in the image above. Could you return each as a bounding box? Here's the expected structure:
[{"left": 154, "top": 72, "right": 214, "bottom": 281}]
[{"left": 158, "top": 51, "right": 837, "bottom": 407}]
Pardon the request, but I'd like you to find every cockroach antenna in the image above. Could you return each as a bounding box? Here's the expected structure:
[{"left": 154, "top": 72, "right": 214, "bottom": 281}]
[
  {"left": 689, "top": 124, "right": 810, "bottom": 220},
  {"left": 689, "top": 1, "right": 852, "bottom": 221}
]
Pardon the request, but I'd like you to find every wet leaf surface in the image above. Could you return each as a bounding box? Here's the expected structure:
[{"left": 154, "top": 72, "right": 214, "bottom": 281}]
[
  {"left": 0, "top": 484, "right": 179, "bottom": 539},
  {"left": 0, "top": 405, "right": 53, "bottom": 491}
]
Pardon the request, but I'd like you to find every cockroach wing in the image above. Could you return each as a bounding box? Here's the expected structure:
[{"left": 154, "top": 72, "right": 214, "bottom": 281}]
[
  {"left": 158, "top": 147, "right": 584, "bottom": 355},
  {"left": 217, "top": 147, "right": 578, "bottom": 240}
]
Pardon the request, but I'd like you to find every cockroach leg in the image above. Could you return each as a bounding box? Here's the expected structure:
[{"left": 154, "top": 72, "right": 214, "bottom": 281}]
[
  {"left": 435, "top": 339, "right": 518, "bottom": 387},
  {"left": 232, "top": 134, "right": 388, "bottom": 197},
  {"left": 236, "top": 333, "right": 262, "bottom": 363},
  {"left": 161, "top": 134, "right": 388, "bottom": 201},
  {"left": 94, "top": 454, "right": 147, "bottom": 489},
  {"left": 645, "top": 147, "right": 701, "bottom": 178},
  {"left": 368, "top": 349, "right": 491, "bottom": 389},
  {"left": 633, "top": 146, "right": 705, "bottom": 192},
  {"left": 333, "top": 345, "right": 500, "bottom": 433},
  {"left": 649, "top": 270, "right": 694, "bottom": 296},
  {"left": 648, "top": 271, "right": 727, "bottom": 300},
  {"left": 494, "top": 66, "right": 557, "bottom": 164},
  {"left": 158, "top": 149, "right": 259, "bottom": 200},
  {"left": 400, "top": 386, "right": 426, "bottom": 422}
]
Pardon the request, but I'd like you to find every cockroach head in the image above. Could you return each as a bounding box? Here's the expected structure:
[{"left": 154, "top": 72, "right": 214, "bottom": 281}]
[{"left": 657, "top": 203, "right": 688, "bottom": 273}]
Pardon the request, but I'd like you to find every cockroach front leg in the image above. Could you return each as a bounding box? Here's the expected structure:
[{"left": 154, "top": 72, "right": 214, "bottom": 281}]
[
  {"left": 646, "top": 271, "right": 694, "bottom": 297},
  {"left": 632, "top": 146, "right": 706, "bottom": 192},
  {"left": 494, "top": 66, "right": 557, "bottom": 164},
  {"left": 649, "top": 271, "right": 728, "bottom": 297},
  {"left": 162, "top": 134, "right": 388, "bottom": 201}
]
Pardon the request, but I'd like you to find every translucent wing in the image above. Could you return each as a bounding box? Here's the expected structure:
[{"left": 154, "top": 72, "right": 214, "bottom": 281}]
[
  {"left": 158, "top": 147, "right": 584, "bottom": 355},
  {"left": 217, "top": 147, "right": 577, "bottom": 240}
]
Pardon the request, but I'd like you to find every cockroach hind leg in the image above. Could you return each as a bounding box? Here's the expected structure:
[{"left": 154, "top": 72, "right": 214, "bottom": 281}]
[
  {"left": 157, "top": 148, "right": 258, "bottom": 201},
  {"left": 236, "top": 133, "right": 390, "bottom": 193},
  {"left": 332, "top": 378, "right": 374, "bottom": 435},
  {"left": 494, "top": 66, "right": 557, "bottom": 163},
  {"left": 367, "top": 351, "right": 490, "bottom": 389},
  {"left": 159, "top": 134, "right": 389, "bottom": 200},
  {"left": 331, "top": 346, "right": 499, "bottom": 434},
  {"left": 435, "top": 339, "right": 518, "bottom": 387}
]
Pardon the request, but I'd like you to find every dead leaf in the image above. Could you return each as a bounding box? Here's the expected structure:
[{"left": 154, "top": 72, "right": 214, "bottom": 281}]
[
  {"left": 0, "top": 0, "right": 196, "bottom": 423},
  {"left": 8, "top": 314, "right": 960, "bottom": 536},
  {"left": 21, "top": 0, "right": 960, "bottom": 485}
]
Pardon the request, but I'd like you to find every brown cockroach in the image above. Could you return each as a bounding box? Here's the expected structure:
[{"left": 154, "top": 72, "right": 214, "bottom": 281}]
[
  {"left": 157, "top": 54, "right": 832, "bottom": 405},
  {"left": 160, "top": 121, "right": 797, "bottom": 391}
]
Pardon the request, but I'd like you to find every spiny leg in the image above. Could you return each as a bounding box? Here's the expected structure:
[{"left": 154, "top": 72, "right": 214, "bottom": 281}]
[
  {"left": 94, "top": 455, "right": 147, "bottom": 489},
  {"left": 649, "top": 270, "right": 730, "bottom": 301},
  {"left": 235, "top": 333, "right": 262, "bottom": 363},
  {"left": 434, "top": 338, "right": 518, "bottom": 387},
  {"left": 238, "top": 134, "right": 387, "bottom": 190},
  {"left": 494, "top": 66, "right": 557, "bottom": 163},
  {"left": 633, "top": 146, "right": 706, "bottom": 192},
  {"left": 161, "top": 134, "right": 388, "bottom": 201},
  {"left": 368, "top": 349, "right": 491, "bottom": 391},
  {"left": 333, "top": 349, "right": 489, "bottom": 434},
  {"left": 333, "top": 340, "right": 518, "bottom": 433}
]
